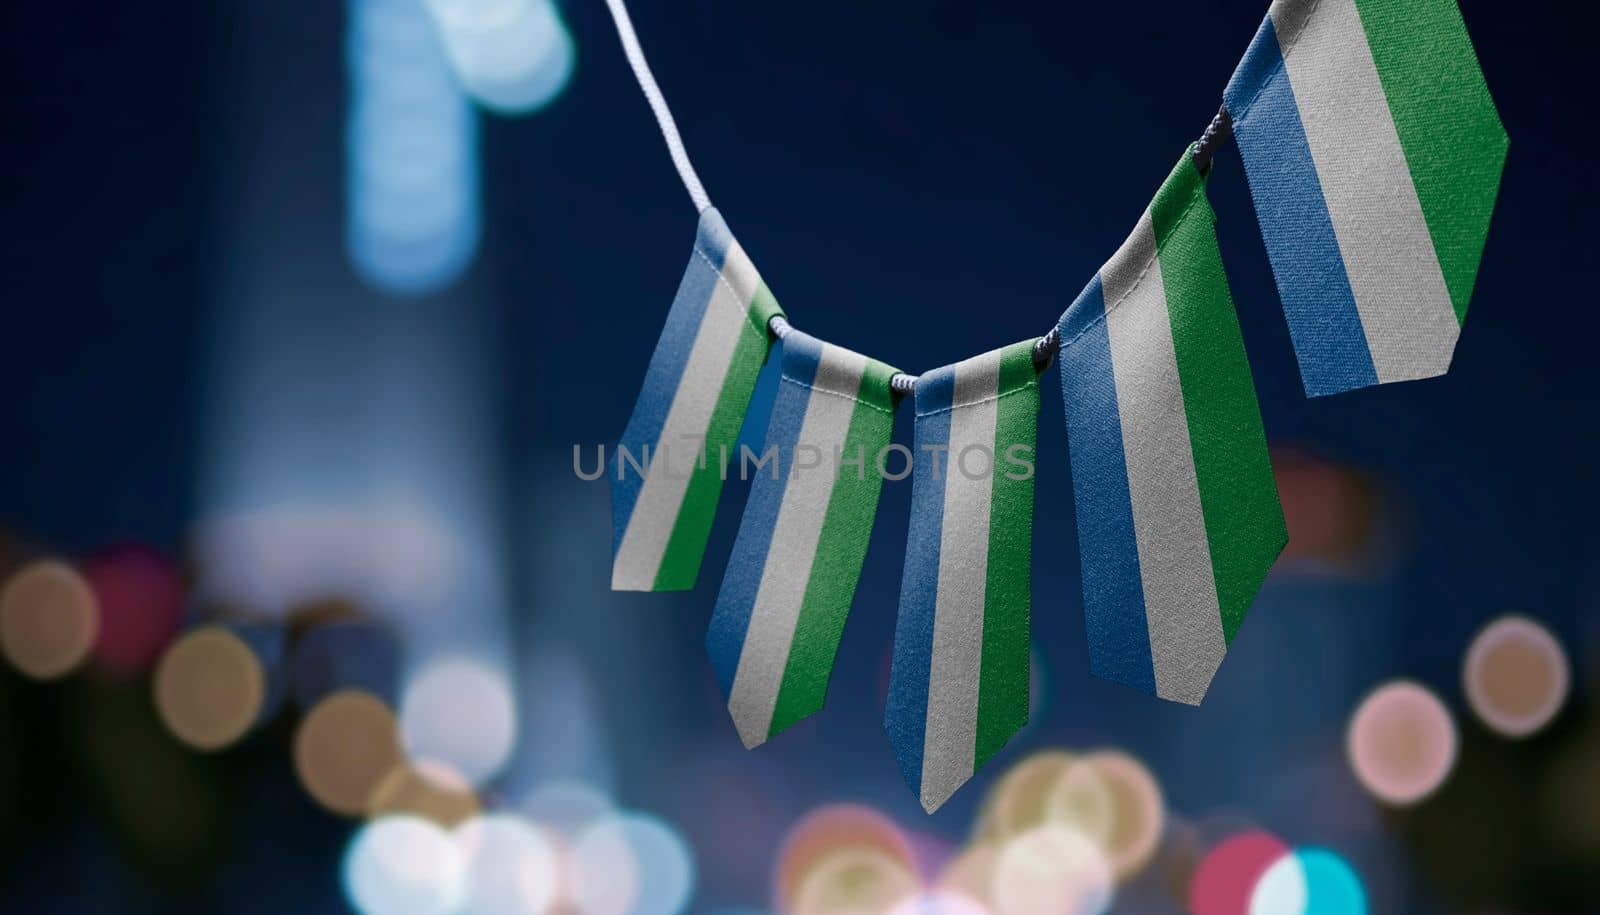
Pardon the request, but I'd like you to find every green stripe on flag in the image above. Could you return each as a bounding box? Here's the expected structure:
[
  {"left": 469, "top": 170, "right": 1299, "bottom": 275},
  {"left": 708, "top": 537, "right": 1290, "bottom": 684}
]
[
  {"left": 768, "top": 358, "right": 899, "bottom": 737},
  {"left": 1152, "top": 156, "right": 1285, "bottom": 645},
  {"left": 1353, "top": 0, "right": 1507, "bottom": 325},
  {"left": 974, "top": 340, "right": 1038, "bottom": 769},
  {"left": 748, "top": 280, "right": 785, "bottom": 338},
  {"left": 654, "top": 282, "right": 784, "bottom": 591}
]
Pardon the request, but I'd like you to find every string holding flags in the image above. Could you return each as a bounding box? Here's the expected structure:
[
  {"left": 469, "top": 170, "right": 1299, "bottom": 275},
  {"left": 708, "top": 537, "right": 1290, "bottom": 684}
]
[{"left": 601, "top": 0, "right": 1505, "bottom": 810}]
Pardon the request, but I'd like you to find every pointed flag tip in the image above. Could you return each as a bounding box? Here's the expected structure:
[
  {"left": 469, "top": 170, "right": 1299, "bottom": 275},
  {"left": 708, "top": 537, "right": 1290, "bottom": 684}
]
[
  {"left": 1165, "top": 690, "right": 1207, "bottom": 708},
  {"left": 918, "top": 778, "right": 964, "bottom": 815},
  {"left": 609, "top": 565, "right": 643, "bottom": 591},
  {"left": 1155, "top": 663, "right": 1220, "bottom": 706},
  {"left": 732, "top": 715, "right": 769, "bottom": 750}
]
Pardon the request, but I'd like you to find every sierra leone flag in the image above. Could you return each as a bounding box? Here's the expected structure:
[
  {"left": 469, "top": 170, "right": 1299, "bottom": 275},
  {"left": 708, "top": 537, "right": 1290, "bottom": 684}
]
[
  {"left": 1225, "top": 0, "right": 1506, "bottom": 396},
  {"left": 1058, "top": 153, "right": 1286, "bottom": 706},
  {"left": 705, "top": 330, "right": 900, "bottom": 748},
  {"left": 885, "top": 340, "right": 1040, "bottom": 813},
  {"left": 612, "top": 208, "right": 784, "bottom": 592}
]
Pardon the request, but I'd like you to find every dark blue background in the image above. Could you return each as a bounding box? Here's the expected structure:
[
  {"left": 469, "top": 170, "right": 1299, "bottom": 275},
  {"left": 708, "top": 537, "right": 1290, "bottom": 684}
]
[{"left": 0, "top": 1, "right": 1591, "bottom": 912}]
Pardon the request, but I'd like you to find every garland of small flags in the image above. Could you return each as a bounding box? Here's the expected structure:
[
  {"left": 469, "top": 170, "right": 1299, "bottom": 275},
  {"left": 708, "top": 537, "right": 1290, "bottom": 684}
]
[{"left": 603, "top": 0, "right": 1507, "bottom": 812}]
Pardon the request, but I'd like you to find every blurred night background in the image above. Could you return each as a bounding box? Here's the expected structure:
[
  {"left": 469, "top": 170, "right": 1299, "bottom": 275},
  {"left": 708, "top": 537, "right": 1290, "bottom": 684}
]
[{"left": 0, "top": 0, "right": 1593, "bottom": 913}]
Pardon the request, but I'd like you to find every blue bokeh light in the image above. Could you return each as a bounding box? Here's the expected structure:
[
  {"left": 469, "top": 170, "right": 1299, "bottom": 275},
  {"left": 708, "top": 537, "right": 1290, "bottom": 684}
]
[
  {"left": 347, "top": 0, "right": 480, "bottom": 295},
  {"left": 425, "top": 0, "right": 576, "bottom": 114}
]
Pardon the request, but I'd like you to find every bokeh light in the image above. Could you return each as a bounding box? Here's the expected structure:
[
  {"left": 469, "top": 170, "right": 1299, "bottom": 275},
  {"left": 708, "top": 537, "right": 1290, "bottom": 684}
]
[
  {"left": 1064, "top": 750, "right": 1165, "bottom": 881},
  {"left": 454, "top": 813, "right": 560, "bottom": 915},
  {"left": 194, "top": 509, "right": 461, "bottom": 623},
  {"left": 400, "top": 656, "right": 517, "bottom": 786},
  {"left": 1346, "top": 681, "right": 1457, "bottom": 806},
  {"left": 425, "top": 0, "right": 576, "bottom": 114},
  {"left": 935, "top": 841, "right": 1000, "bottom": 905},
  {"left": 521, "top": 780, "right": 614, "bottom": 838},
  {"left": 990, "top": 825, "right": 1114, "bottom": 915},
  {"left": 1271, "top": 451, "right": 1384, "bottom": 572},
  {"left": 776, "top": 804, "right": 916, "bottom": 913},
  {"left": 1463, "top": 615, "right": 1569, "bottom": 738},
  {"left": 1189, "top": 830, "right": 1290, "bottom": 915},
  {"left": 888, "top": 890, "right": 992, "bottom": 915},
  {"left": 976, "top": 750, "right": 1078, "bottom": 842},
  {"left": 83, "top": 543, "right": 185, "bottom": 674},
  {"left": 347, "top": 0, "right": 480, "bottom": 294},
  {"left": 1248, "top": 849, "right": 1307, "bottom": 915},
  {"left": 154, "top": 626, "right": 269, "bottom": 751},
  {"left": 294, "top": 688, "right": 406, "bottom": 816},
  {"left": 790, "top": 846, "right": 921, "bottom": 915},
  {"left": 369, "top": 757, "right": 483, "bottom": 827},
  {"left": 344, "top": 814, "right": 468, "bottom": 915},
  {"left": 1042, "top": 756, "right": 1115, "bottom": 850},
  {"left": 1250, "top": 848, "right": 1366, "bottom": 915},
  {"left": 569, "top": 812, "right": 695, "bottom": 915},
  {"left": 0, "top": 558, "right": 98, "bottom": 680}
]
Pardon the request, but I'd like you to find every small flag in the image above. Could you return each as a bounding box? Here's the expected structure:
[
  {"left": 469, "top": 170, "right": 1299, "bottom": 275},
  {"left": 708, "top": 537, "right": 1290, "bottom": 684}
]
[
  {"left": 612, "top": 208, "right": 784, "bottom": 591},
  {"left": 1224, "top": 0, "right": 1506, "bottom": 396},
  {"left": 885, "top": 341, "right": 1040, "bottom": 812},
  {"left": 706, "top": 330, "right": 900, "bottom": 748},
  {"left": 1058, "top": 153, "right": 1286, "bottom": 705}
]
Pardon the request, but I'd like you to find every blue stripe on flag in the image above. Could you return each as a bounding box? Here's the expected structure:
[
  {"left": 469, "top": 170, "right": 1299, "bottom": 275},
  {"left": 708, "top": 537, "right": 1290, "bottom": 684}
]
[
  {"left": 884, "top": 366, "right": 954, "bottom": 798},
  {"left": 612, "top": 209, "right": 737, "bottom": 552},
  {"left": 704, "top": 333, "right": 820, "bottom": 697},
  {"left": 1224, "top": 19, "right": 1378, "bottom": 397},
  {"left": 1058, "top": 276, "right": 1158, "bottom": 696}
]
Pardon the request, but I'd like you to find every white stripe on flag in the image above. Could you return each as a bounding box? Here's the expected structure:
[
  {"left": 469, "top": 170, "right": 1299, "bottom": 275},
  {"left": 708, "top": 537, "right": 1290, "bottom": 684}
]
[
  {"left": 920, "top": 351, "right": 1000, "bottom": 812},
  {"left": 727, "top": 346, "right": 866, "bottom": 747},
  {"left": 1275, "top": 0, "right": 1458, "bottom": 382},
  {"left": 611, "top": 241, "right": 757, "bottom": 590},
  {"left": 1103, "top": 213, "right": 1226, "bottom": 705}
]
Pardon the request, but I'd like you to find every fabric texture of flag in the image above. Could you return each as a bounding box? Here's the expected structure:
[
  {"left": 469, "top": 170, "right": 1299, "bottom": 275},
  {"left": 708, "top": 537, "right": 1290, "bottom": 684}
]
[
  {"left": 884, "top": 340, "right": 1041, "bottom": 812},
  {"left": 1224, "top": 0, "right": 1506, "bottom": 396},
  {"left": 705, "top": 330, "right": 900, "bottom": 748},
  {"left": 612, "top": 207, "right": 784, "bottom": 591},
  {"left": 1058, "top": 152, "right": 1287, "bottom": 706}
]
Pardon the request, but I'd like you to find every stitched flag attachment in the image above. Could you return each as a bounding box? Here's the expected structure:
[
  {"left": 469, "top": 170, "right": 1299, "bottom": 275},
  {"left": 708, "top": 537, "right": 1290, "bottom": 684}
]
[
  {"left": 706, "top": 331, "right": 901, "bottom": 748},
  {"left": 1059, "top": 153, "right": 1286, "bottom": 706},
  {"left": 1224, "top": 0, "right": 1506, "bottom": 396},
  {"left": 885, "top": 341, "right": 1041, "bottom": 813},
  {"left": 612, "top": 208, "right": 784, "bottom": 592}
]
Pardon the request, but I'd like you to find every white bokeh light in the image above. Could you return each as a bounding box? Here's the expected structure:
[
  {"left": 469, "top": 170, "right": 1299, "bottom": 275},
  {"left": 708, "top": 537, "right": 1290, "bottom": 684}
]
[
  {"left": 455, "top": 813, "right": 561, "bottom": 915},
  {"left": 344, "top": 814, "right": 468, "bottom": 915},
  {"left": 401, "top": 657, "right": 517, "bottom": 786},
  {"left": 1248, "top": 851, "right": 1307, "bottom": 915},
  {"left": 889, "top": 891, "right": 993, "bottom": 915},
  {"left": 990, "top": 825, "right": 1114, "bottom": 915},
  {"left": 569, "top": 813, "right": 695, "bottom": 915}
]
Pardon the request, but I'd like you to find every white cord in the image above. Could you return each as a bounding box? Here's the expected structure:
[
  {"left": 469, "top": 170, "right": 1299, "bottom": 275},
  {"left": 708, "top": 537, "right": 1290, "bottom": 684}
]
[
  {"left": 603, "top": 0, "right": 713, "bottom": 213},
  {"left": 604, "top": 0, "right": 1227, "bottom": 389}
]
